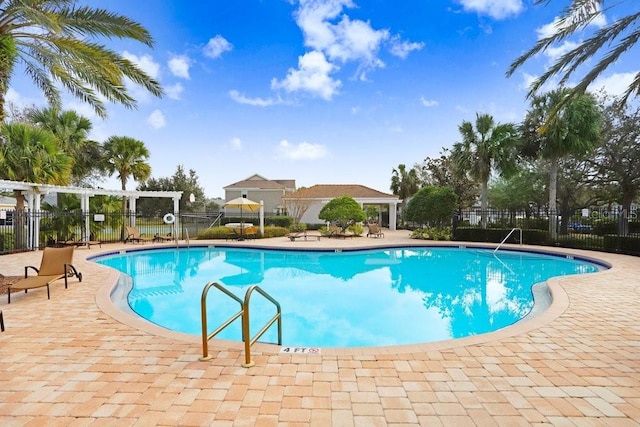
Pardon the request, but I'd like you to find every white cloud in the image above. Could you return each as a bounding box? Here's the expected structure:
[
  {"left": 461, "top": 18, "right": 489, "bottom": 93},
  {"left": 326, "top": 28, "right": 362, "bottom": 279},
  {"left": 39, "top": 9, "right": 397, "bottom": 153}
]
[
  {"left": 229, "top": 90, "right": 279, "bottom": 107},
  {"left": 420, "top": 97, "right": 439, "bottom": 107},
  {"left": 122, "top": 51, "right": 160, "bottom": 79},
  {"left": 168, "top": 55, "right": 191, "bottom": 79},
  {"left": 537, "top": 3, "right": 606, "bottom": 39},
  {"left": 457, "top": 0, "right": 524, "bottom": 20},
  {"left": 204, "top": 35, "right": 233, "bottom": 59},
  {"left": 275, "top": 139, "right": 328, "bottom": 160},
  {"left": 543, "top": 40, "right": 579, "bottom": 63},
  {"left": 5, "top": 88, "right": 44, "bottom": 109},
  {"left": 296, "top": 1, "right": 388, "bottom": 67},
  {"left": 121, "top": 51, "right": 161, "bottom": 103},
  {"left": 590, "top": 72, "right": 638, "bottom": 98},
  {"left": 271, "top": 51, "right": 341, "bottom": 100},
  {"left": 390, "top": 38, "right": 425, "bottom": 59},
  {"left": 147, "top": 109, "right": 166, "bottom": 129},
  {"left": 274, "top": 0, "right": 421, "bottom": 97},
  {"left": 519, "top": 71, "right": 559, "bottom": 95},
  {"left": 230, "top": 137, "right": 242, "bottom": 151},
  {"left": 165, "top": 83, "right": 184, "bottom": 100}
]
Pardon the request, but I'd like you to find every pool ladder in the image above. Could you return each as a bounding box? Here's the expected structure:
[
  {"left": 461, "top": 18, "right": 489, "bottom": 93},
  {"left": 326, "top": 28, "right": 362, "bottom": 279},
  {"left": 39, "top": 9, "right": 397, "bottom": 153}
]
[
  {"left": 200, "top": 282, "right": 282, "bottom": 367},
  {"left": 494, "top": 227, "right": 523, "bottom": 253}
]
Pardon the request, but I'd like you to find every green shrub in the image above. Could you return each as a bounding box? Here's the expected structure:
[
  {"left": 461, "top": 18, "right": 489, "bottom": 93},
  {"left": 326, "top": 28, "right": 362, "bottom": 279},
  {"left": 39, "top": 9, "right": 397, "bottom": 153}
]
[
  {"left": 266, "top": 215, "right": 293, "bottom": 228},
  {"left": 453, "top": 227, "right": 548, "bottom": 245},
  {"left": 592, "top": 220, "right": 617, "bottom": 236},
  {"left": 196, "top": 226, "right": 234, "bottom": 239},
  {"left": 261, "top": 226, "right": 289, "bottom": 238},
  {"left": 603, "top": 235, "right": 640, "bottom": 254},
  {"left": 349, "top": 223, "right": 364, "bottom": 236},
  {"left": 411, "top": 226, "right": 451, "bottom": 240},
  {"left": 304, "top": 223, "right": 324, "bottom": 231}
]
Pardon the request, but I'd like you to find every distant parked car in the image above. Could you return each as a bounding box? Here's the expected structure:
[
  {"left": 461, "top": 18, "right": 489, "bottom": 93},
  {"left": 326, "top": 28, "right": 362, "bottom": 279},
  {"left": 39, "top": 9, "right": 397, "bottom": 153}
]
[{"left": 569, "top": 222, "right": 592, "bottom": 232}]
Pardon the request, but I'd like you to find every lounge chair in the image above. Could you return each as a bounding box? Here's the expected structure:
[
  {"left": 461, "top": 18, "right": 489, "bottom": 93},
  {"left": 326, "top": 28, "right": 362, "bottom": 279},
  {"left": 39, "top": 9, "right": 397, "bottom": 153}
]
[
  {"left": 327, "top": 225, "right": 354, "bottom": 239},
  {"left": 59, "top": 233, "right": 102, "bottom": 248},
  {"left": 7, "top": 246, "right": 82, "bottom": 303},
  {"left": 367, "top": 223, "right": 384, "bottom": 238},
  {"left": 243, "top": 226, "right": 259, "bottom": 240},
  {"left": 124, "top": 226, "right": 154, "bottom": 244},
  {"left": 287, "top": 231, "right": 322, "bottom": 241},
  {"left": 153, "top": 233, "right": 173, "bottom": 243}
]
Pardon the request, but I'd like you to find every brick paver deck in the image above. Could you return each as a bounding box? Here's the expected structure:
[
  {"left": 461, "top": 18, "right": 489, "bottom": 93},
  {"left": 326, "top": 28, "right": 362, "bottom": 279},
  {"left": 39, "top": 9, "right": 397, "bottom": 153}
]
[{"left": 1, "top": 231, "right": 639, "bottom": 426}]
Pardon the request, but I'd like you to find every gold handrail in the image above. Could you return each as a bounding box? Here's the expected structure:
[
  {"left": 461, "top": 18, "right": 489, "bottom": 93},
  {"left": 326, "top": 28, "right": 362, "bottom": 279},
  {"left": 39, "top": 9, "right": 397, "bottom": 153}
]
[
  {"left": 200, "top": 282, "right": 244, "bottom": 361},
  {"left": 241, "top": 285, "right": 282, "bottom": 368}
]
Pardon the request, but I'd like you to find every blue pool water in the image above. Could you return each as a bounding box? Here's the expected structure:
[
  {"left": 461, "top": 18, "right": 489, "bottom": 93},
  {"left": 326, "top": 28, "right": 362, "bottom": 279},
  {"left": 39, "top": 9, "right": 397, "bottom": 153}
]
[{"left": 94, "top": 246, "right": 602, "bottom": 348}]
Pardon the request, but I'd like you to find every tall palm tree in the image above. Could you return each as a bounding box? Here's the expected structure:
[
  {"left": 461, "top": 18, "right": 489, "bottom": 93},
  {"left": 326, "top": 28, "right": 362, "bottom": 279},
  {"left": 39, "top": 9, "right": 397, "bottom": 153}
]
[
  {"left": 507, "top": 1, "right": 640, "bottom": 109},
  {"left": 102, "top": 136, "right": 151, "bottom": 213},
  {"left": 27, "top": 107, "right": 102, "bottom": 185},
  {"left": 0, "top": 122, "right": 72, "bottom": 208},
  {"left": 0, "top": 121, "right": 72, "bottom": 247},
  {"left": 390, "top": 164, "right": 419, "bottom": 224},
  {"left": 0, "top": 0, "right": 163, "bottom": 122},
  {"left": 521, "top": 88, "right": 601, "bottom": 236},
  {"left": 451, "top": 113, "right": 519, "bottom": 228}
]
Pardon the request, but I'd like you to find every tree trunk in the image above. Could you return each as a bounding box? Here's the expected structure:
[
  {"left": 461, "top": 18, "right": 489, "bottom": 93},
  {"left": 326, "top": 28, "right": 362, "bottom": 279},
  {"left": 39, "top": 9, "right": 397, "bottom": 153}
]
[
  {"left": 480, "top": 179, "right": 488, "bottom": 229},
  {"left": 548, "top": 158, "right": 558, "bottom": 238},
  {"left": 12, "top": 190, "right": 26, "bottom": 249}
]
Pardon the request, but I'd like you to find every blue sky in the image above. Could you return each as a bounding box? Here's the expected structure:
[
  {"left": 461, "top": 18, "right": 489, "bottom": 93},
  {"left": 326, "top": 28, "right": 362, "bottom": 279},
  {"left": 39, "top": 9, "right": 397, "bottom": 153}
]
[{"left": 7, "top": 0, "right": 639, "bottom": 198}]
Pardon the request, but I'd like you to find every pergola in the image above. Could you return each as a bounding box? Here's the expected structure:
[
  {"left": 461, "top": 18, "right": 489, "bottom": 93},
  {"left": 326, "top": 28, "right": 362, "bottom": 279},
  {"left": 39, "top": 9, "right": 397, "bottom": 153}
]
[{"left": 0, "top": 179, "right": 183, "bottom": 249}]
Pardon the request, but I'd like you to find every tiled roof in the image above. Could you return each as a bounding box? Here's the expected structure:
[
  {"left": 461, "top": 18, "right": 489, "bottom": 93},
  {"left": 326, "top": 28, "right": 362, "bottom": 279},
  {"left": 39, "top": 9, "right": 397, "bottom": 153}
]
[
  {"left": 284, "top": 184, "right": 398, "bottom": 199},
  {"left": 224, "top": 175, "right": 296, "bottom": 190}
]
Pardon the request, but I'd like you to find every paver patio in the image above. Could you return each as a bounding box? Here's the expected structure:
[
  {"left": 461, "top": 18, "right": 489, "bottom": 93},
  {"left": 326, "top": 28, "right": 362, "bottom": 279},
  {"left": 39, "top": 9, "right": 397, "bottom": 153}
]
[{"left": 0, "top": 230, "right": 639, "bottom": 426}]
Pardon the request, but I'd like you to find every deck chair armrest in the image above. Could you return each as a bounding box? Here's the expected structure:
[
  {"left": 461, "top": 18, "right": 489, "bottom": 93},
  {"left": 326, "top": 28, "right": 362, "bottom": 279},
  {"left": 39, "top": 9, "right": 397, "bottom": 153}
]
[
  {"left": 25, "top": 265, "right": 39, "bottom": 277},
  {"left": 63, "top": 263, "right": 82, "bottom": 289}
]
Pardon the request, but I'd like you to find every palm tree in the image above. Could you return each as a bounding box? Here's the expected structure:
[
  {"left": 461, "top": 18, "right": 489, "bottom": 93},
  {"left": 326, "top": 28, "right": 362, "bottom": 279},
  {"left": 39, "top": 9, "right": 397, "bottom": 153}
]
[
  {"left": 451, "top": 113, "right": 519, "bottom": 228},
  {"left": 0, "top": 122, "right": 72, "bottom": 209},
  {"left": 390, "top": 164, "right": 419, "bottom": 225},
  {"left": 102, "top": 136, "right": 151, "bottom": 213},
  {"left": 521, "top": 88, "right": 601, "bottom": 236},
  {"left": 27, "top": 107, "right": 102, "bottom": 185},
  {"left": 0, "top": 122, "right": 72, "bottom": 248},
  {"left": 0, "top": 0, "right": 163, "bottom": 122},
  {"left": 507, "top": 1, "right": 640, "bottom": 109}
]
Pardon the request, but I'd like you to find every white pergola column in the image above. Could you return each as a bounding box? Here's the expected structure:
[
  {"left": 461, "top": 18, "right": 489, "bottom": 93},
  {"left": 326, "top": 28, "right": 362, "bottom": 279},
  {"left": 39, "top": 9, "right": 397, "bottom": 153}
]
[
  {"left": 259, "top": 201, "right": 264, "bottom": 235},
  {"left": 81, "top": 194, "right": 91, "bottom": 242},
  {"left": 173, "top": 196, "right": 180, "bottom": 240},
  {"left": 389, "top": 201, "right": 398, "bottom": 231},
  {"left": 128, "top": 196, "right": 138, "bottom": 227},
  {"left": 26, "top": 192, "right": 38, "bottom": 249}
]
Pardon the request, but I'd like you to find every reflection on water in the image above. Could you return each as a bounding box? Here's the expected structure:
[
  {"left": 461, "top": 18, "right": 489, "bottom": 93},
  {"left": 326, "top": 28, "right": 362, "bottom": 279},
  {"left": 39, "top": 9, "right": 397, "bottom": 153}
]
[{"left": 95, "top": 247, "right": 601, "bottom": 347}]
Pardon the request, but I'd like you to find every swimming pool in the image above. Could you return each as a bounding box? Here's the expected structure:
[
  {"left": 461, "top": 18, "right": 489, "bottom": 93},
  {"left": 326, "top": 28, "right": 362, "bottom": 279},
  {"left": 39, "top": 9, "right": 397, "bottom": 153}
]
[{"left": 95, "top": 246, "right": 602, "bottom": 348}]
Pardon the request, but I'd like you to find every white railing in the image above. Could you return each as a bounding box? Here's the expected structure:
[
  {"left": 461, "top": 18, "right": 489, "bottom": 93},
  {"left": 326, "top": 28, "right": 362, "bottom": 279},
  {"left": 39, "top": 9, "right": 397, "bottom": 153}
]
[{"left": 494, "top": 228, "right": 522, "bottom": 253}]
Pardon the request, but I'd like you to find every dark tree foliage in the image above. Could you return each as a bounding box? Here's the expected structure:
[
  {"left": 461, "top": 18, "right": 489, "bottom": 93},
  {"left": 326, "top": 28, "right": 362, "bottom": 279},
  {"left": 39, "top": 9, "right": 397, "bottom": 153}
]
[
  {"left": 318, "top": 196, "right": 366, "bottom": 230},
  {"left": 417, "top": 148, "right": 478, "bottom": 210},
  {"left": 405, "top": 186, "right": 457, "bottom": 227},
  {"left": 136, "top": 165, "right": 207, "bottom": 216}
]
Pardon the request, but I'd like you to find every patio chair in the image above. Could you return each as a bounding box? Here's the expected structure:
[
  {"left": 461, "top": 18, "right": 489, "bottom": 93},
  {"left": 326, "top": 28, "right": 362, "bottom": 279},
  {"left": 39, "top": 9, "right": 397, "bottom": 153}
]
[
  {"left": 153, "top": 232, "right": 173, "bottom": 243},
  {"left": 124, "top": 226, "right": 154, "bottom": 244},
  {"left": 327, "top": 225, "right": 354, "bottom": 239},
  {"left": 59, "top": 233, "right": 102, "bottom": 249},
  {"left": 244, "top": 226, "right": 259, "bottom": 240},
  {"left": 7, "top": 246, "right": 83, "bottom": 303},
  {"left": 367, "top": 223, "right": 384, "bottom": 238},
  {"left": 287, "top": 231, "right": 322, "bottom": 241}
]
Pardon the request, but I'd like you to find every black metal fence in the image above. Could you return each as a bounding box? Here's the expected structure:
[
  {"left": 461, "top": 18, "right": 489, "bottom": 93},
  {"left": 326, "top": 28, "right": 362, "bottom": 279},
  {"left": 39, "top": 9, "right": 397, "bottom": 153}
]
[
  {"left": 450, "top": 208, "right": 640, "bottom": 256},
  {"left": 0, "top": 209, "right": 269, "bottom": 254}
]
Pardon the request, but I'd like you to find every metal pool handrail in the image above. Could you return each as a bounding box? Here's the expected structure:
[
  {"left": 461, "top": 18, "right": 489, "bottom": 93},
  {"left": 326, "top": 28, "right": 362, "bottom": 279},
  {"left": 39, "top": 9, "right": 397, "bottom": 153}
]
[
  {"left": 200, "top": 282, "right": 282, "bottom": 367},
  {"left": 241, "top": 285, "right": 282, "bottom": 368},
  {"left": 200, "top": 282, "right": 245, "bottom": 361},
  {"left": 494, "top": 227, "right": 523, "bottom": 253}
]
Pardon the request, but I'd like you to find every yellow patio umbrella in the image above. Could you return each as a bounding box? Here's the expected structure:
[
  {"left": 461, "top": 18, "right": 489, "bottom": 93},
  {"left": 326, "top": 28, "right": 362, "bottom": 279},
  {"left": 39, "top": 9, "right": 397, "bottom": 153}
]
[{"left": 223, "top": 197, "right": 261, "bottom": 239}]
